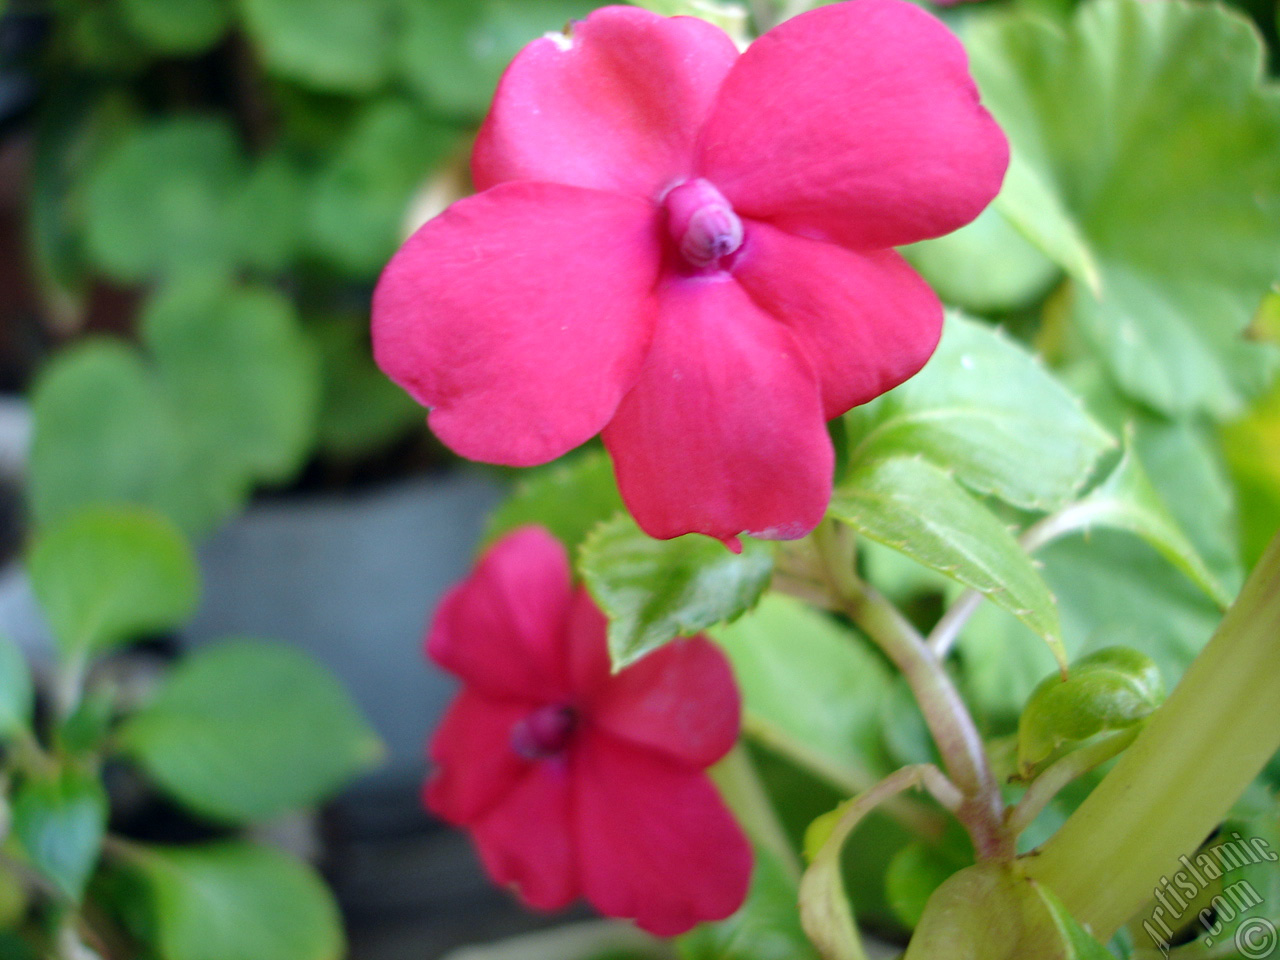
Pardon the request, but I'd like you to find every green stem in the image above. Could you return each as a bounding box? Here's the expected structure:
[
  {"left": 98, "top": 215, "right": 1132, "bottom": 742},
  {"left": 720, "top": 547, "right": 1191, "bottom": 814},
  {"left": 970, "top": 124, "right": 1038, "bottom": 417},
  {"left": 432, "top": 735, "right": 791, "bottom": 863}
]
[
  {"left": 711, "top": 744, "right": 803, "bottom": 882},
  {"left": 1005, "top": 726, "right": 1141, "bottom": 837},
  {"left": 1025, "top": 531, "right": 1280, "bottom": 940}
]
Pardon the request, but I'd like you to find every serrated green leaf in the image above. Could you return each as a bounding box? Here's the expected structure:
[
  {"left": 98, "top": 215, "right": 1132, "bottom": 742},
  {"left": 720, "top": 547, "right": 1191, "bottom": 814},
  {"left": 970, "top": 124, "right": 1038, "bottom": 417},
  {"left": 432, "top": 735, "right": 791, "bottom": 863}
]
[
  {"left": 0, "top": 636, "right": 33, "bottom": 738},
  {"left": 12, "top": 767, "right": 107, "bottom": 902},
  {"left": 830, "top": 456, "right": 1064, "bottom": 664},
  {"left": 130, "top": 842, "right": 344, "bottom": 960},
  {"left": 580, "top": 516, "right": 774, "bottom": 670},
  {"left": 484, "top": 449, "right": 624, "bottom": 555},
  {"left": 118, "top": 640, "right": 381, "bottom": 823},
  {"left": 119, "top": 0, "right": 232, "bottom": 53},
  {"left": 967, "top": 0, "right": 1280, "bottom": 418},
  {"left": 848, "top": 314, "right": 1114, "bottom": 512},
  {"left": 27, "top": 506, "right": 199, "bottom": 658},
  {"left": 241, "top": 0, "right": 394, "bottom": 93}
]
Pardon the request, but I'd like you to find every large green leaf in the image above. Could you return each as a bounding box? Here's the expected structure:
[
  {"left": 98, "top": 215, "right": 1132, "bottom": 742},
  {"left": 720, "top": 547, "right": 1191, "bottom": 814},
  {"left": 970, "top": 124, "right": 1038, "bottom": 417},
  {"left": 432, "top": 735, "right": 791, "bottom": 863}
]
[
  {"left": 483, "top": 448, "right": 624, "bottom": 555},
  {"left": 0, "top": 636, "right": 33, "bottom": 737},
  {"left": 399, "top": 0, "right": 601, "bottom": 117},
  {"left": 119, "top": 0, "right": 232, "bottom": 53},
  {"left": 967, "top": 0, "right": 1280, "bottom": 418},
  {"left": 130, "top": 842, "right": 344, "bottom": 960},
  {"left": 240, "top": 0, "right": 395, "bottom": 93},
  {"left": 830, "top": 457, "right": 1064, "bottom": 662},
  {"left": 11, "top": 767, "right": 107, "bottom": 902},
  {"left": 27, "top": 506, "right": 199, "bottom": 658},
  {"left": 847, "top": 314, "right": 1114, "bottom": 512},
  {"left": 580, "top": 516, "right": 775, "bottom": 670},
  {"left": 118, "top": 640, "right": 381, "bottom": 823}
]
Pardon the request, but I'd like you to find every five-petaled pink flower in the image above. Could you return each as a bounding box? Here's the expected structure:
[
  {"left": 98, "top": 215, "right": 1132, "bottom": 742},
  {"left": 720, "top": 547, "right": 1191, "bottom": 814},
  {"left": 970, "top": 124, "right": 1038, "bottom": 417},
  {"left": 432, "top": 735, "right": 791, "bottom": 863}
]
[
  {"left": 423, "top": 526, "right": 752, "bottom": 934},
  {"left": 374, "top": 0, "right": 1008, "bottom": 546}
]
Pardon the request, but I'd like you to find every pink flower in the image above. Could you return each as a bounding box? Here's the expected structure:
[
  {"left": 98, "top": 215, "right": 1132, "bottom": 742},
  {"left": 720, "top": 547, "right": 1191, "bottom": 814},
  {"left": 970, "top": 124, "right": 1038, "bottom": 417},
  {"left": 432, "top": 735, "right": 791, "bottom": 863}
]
[
  {"left": 423, "top": 527, "right": 752, "bottom": 935},
  {"left": 374, "top": 0, "right": 1008, "bottom": 546}
]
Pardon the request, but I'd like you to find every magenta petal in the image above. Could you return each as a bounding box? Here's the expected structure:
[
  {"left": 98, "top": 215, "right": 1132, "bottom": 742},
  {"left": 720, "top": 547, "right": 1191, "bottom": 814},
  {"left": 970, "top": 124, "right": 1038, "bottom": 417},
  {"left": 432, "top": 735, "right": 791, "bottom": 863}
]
[
  {"left": 734, "top": 222, "right": 943, "bottom": 418},
  {"left": 424, "top": 691, "right": 532, "bottom": 824},
  {"left": 575, "top": 734, "right": 752, "bottom": 935},
  {"left": 426, "top": 527, "right": 573, "bottom": 700},
  {"left": 697, "top": 0, "right": 1008, "bottom": 249},
  {"left": 473, "top": 6, "right": 739, "bottom": 199},
  {"left": 602, "top": 277, "right": 833, "bottom": 543},
  {"left": 373, "top": 182, "right": 661, "bottom": 467},
  {"left": 473, "top": 763, "right": 578, "bottom": 911}
]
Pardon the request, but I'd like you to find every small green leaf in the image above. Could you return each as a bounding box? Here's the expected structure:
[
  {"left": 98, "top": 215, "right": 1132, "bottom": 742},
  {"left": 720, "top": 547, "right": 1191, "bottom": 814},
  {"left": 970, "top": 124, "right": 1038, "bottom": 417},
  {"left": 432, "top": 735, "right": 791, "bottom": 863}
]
[
  {"left": 1018, "top": 648, "right": 1165, "bottom": 776},
  {"left": 118, "top": 640, "right": 381, "bottom": 823},
  {"left": 484, "top": 449, "right": 624, "bottom": 556},
  {"left": 580, "top": 516, "right": 774, "bottom": 670},
  {"left": 0, "top": 636, "right": 33, "bottom": 737},
  {"left": 130, "top": 842, "right": 344, "bottom": 960},
  {"left": 847, "top": 314, "right": 1114, "bottom": 512},
  {"left": 829, "top": 456, "right": 1064, "bottom": 665},
  {"left": 885, "top": 841, "right": 963, "bottom": 930},
  {"left": 241, "top": 0, "right": 394, "bottom": 93},
  {"left": 12, "top": 767, "right": 107, "bottom": 902},
  {"left": 27, "top": 506, "right": 199, "bottom": 658},
  {"left": 227, "top": 151, "right": 307, "bottom": 274},
  {"left": 118, "top": 0, "right": 232, "bottom": 53}
]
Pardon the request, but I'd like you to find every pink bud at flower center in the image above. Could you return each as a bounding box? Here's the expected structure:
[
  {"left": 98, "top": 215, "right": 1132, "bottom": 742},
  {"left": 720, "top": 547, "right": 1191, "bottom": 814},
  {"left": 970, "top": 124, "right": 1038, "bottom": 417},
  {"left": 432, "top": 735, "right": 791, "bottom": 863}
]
[
  {"left": 664, "top": 179, "right": 743, "bottom": 268},
  {"left": 511, "top": 704, "right": 577, "bottom": 760}
]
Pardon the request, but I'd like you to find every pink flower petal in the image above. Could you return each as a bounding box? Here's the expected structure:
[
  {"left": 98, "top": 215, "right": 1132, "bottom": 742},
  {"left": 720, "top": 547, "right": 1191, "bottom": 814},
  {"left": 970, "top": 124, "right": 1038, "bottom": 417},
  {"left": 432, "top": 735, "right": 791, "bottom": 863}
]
[
  {"left": 373, "top": 182, "right": 661, "bottom": 467},
  {"left": 574, "top": 734, "right": 752, "bottom": 935},
  {"left": 426, "top": 527, "right": 573, "bottom": 700},
  {"left": 591, "top": 637, "right": 741, "bottom": 768},
  {"left": 473, "top": 6, "right": 739, "bottom": 199},
  {"left": 473, "top": 762, "right": 578, "bottom": 911},
  {"left": 602, "top": 276, "right": 833, "bottom": 543},
  {"left": 565, "top": 586, "right": 613, "bottom": 698},
  {"left": 697, "top": 0, "right": 1008, "bottom": 249},
  {"left": 424, "top": 691, "right": 532, "bottom": 824},
  {"left": 734, "top": 222, "right": 943, "bottom": 418}
]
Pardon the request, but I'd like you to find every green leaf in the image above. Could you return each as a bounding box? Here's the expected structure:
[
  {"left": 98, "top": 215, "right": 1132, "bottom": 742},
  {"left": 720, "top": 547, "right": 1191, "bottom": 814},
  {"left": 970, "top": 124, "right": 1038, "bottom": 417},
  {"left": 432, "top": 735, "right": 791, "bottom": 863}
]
[
  {"left": 83, "top": 118, "right": 244, "bottom": 282},
  {"left": 0, "top": 636, "right": 34, "bottom": 737},
  {"left": 142, "top": 274, "right": 319, "bottom": 487},
  {"left": 119, "top": 0, "right": 232, "bottom": 53},
  {"left": 579, "top": 516, "right": 775, "bottom": 670},
  {"left": 484, "top": 449, "right": 624, "bottom": 556},
  {"left": 306, "top": 99, "right": 460, "bottom": 276},
  {"left": 11, "top": 767, "right": 107, "bottom": 902},
  {"left": 1222, "top": 374, "right": 1280, "bottom": 568},
  {"left": 227, "top": 150, "right": 307, "bottom": 274},
  {"left": 847, "top": 314, "right": 1114, "bottom": 512},
  {"left": 241, "top": 0, "right": 394, "bottom": 93},
  {"left": 711, "top": 595, "right": 891, "bottom": 785},
  {"left": 27, "top": 506, "right": 199, "bottom": 658},
  {"left": 130, "top": 842, "right": 344, "bottom": 960},
  {"left": 885, "top": 841, "right": 963, "bottom": 930},
  {"left": 399, "top": 0, "right": 600, "bottom": 117},
  {"left": 966, "top": 0, "right": 1280, "bottom": 418},
  {"left": 1017, "top": 647, "right": 1164, "bottom": 774},
  {"left": 829, "top": 456, "right": 1064, "bottom": 663},
  {"left": 118, "top": 640, "right": 381, "bottom": 823}
]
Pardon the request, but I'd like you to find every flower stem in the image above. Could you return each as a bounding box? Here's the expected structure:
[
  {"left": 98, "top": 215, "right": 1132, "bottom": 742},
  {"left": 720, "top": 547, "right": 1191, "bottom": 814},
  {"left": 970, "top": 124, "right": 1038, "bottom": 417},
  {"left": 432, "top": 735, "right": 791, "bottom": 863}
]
[
  {"left": 1024, "top": 530, "right": 1280, "bottom": 940},
  {"left": 1005, "top": 726, "right": 1141, "bottom": 837},
  {"left": 711, "top": 743, "right": 803, "bottom": 882}
]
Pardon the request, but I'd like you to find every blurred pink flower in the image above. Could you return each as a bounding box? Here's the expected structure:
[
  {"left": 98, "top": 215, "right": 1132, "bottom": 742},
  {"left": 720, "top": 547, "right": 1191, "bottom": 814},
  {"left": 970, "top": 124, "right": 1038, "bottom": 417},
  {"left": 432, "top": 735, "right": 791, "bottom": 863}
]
[
  {"left": 423, "top": 527, "right": 751, "bottom": 934},
  {"left": 375, "top": 0, "right": 1007, "bottom": 546}
]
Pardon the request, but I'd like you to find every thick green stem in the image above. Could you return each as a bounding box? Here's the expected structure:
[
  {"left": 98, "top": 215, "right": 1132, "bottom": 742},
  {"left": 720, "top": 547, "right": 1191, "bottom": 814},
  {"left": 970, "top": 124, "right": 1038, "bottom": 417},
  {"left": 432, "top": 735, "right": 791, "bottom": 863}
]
[{"left": 1025, "top": 530, "right": 1280, "bottom": 940}]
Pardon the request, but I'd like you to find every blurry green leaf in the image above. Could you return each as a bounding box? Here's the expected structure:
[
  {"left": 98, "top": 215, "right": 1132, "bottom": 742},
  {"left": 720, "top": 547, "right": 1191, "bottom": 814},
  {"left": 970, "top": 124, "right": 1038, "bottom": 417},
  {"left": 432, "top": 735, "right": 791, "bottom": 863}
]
[
  {"left": 83, "top": 118, "right": 243, "bottom": 282},
  {"left": 241, "top": 0, "right": 394, "bottom": 92},
  {"left": 119, "top": 0, "right": 232, "bottom": 53},
  {"left": 130, "top": 842, "right": 343, "bottom": 960},
  {"left": 67, "top": 5, "right": 151, "bottom": 71},
  {"left": 142, "top": 274, "right": 319, "bottom": 487},
  {"left": 848, "top": 314, "right": 1114, "bottom": 512},
  {"left": 712, "top": 595, "right": 891, "bottom": 782},
  {"left": 1018, "top": 647, "right": 1164, "bottom": 774},
  {"left": 27, "top": 506, "right": 199, "bottom": 658},
  {"left": 633, "top": 0, "right": 748, "bottom": 36},
  {"left": 12, "top": 767, "right": 107, "bottom": 902},
  {"left": 119, "top": 640, "right": 381, "bottom": 823},
  {"left": 830, "top": 457, "right": 1064, "bottom": 664},
  {"left": 227, "top": 150, "right": 306, "bottom": 273},
  {"left": 0, "top": 637, "right": 33, "bottom": 738},
  {"left": 1222, "top": 375, "right": 1280, "bottom": 568},
  {"left": 399, "top": 0, "right": 600, "bottom": 117},
  {"left": 484, "top": 449, "right": 624, "bottom": 555},
  {"left": 1189, "top": 801, "right": 1280, "bottom": 952},
  {"left": 886, "top": 842, "right": 965, "bottom": 931},
  {"left": 580, "top": 516, "right": 775, "bottom": 670},
  {"left": 307, "top": 99, "right": 460, "bottom": 276},
  {"left": 678, "top": 847, "right": 820, "bottom": 960},
  {"left": 967, "top": 0, "right": 1280, "bottom": 418},
  {"left": 311, "top": 316, "right": 421, "bottom": 459}
]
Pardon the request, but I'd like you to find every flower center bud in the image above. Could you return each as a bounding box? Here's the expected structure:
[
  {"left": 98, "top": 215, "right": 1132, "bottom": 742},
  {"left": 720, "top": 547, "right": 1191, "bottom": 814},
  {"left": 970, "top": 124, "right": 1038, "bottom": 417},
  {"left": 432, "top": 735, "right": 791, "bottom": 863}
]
[
  {"left": 664, "top": 179, "right": 743, "bottom": 269},
  {"left": 511, "top": 704, "right": 577, "bottom": 760}
]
